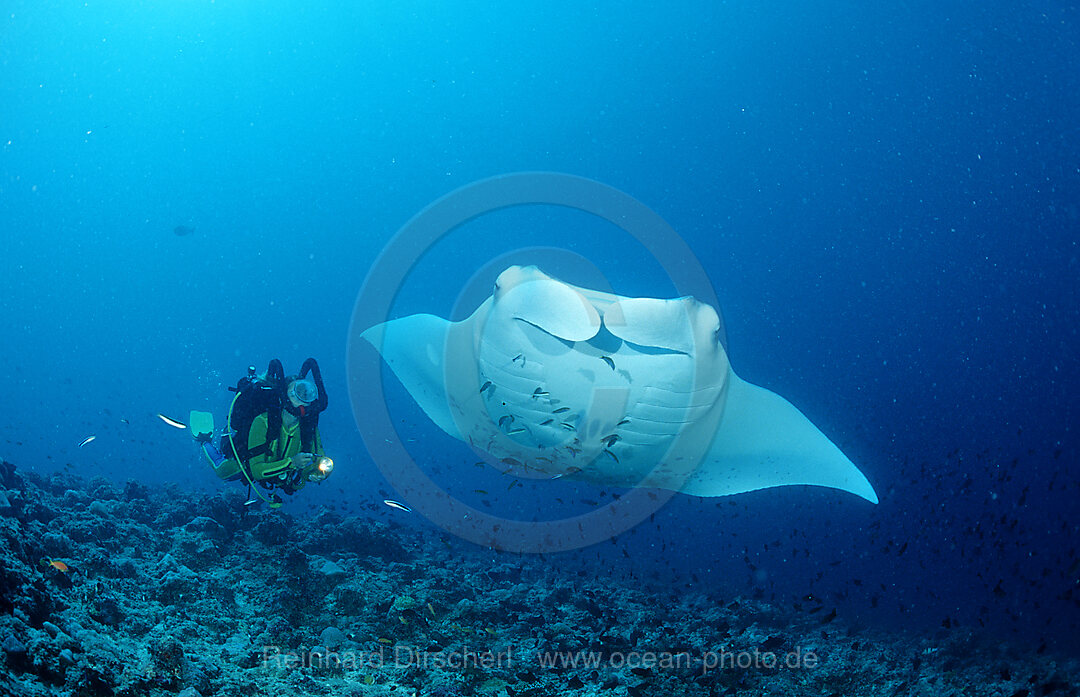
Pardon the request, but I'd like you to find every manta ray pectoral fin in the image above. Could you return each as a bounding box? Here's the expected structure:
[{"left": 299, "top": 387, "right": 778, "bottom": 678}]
[
  {"left": 361, "top": 313, "right": 466, "bottom": 441},
  {"left": 680, "top": 372, "right": 878, "bottom": 504}
]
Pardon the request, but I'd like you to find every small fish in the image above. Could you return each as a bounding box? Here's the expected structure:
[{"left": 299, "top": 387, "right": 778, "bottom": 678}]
[
  {"left": 474, "top": 489, "right": 489, "bottom": 495},
  {"left": 41, "top": 559, "right": 70, "bottom": 573},
  {"left": 603, "top": 449, "right": 620, "bottom": 464},
  {"left": 383, "top": 500, "right": 412, "bottom": 512},
  {"left": 427, "top": 602, "right": 436, "bottom": 617},
  {"left": 498, "top": 415, "right": 514, "bottom": 427},
  {"left": 600, "top": 355, "right": 615, "bottom": 370},
  {"left": 602, "top": 434, "right": 621, "bottom": 447},
  {"left": 512, "top": 353, "right": 524, "bottom": 364},
  {"left": 473, "top": 461, "right": 485, "bottom": 468},
  {"left": 540, "top": 418, "right": 554, "bottom": 426},
  {"left": 363, "top": 675, "right": 375, "bottom": 685},
  {"left": 532, "top": 387, "right": 548, "bottom": 397},
  {"left": 479, "top": 380, "right": 493, "bottom": 394},
  {"left": 484, "top": 627, "right": 497, "bottom": 635},
  {"left": 377, "top": 638, "right": 393, "bottom": 645},
  {"left": 507, "top": 428, "right": 526, "bottom": 435},
  {"left": 157, "top": 413, "right": 186, "bottom": 429},
  {"left": 507, "top": 480, "right": 520, "bottom": 490},
  {"left": 119, "top": 418, "right": 130, "bottom": 425},
  {"left": 560, "top": 422, "right": 576, "bottom": 431},
  {"left": 617, "top": 418, "right": 630, "bottom": 426},
  {"left": 78, "top": 435, "right": 96, "bottom": 448},
  {"left": 552, "top": 406, "right": 570, "bottom": 414}
]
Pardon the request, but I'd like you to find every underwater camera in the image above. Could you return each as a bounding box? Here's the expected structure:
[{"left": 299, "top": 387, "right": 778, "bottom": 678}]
[{"left": 306, "top": 456, "right": 334, "bottom": 482}]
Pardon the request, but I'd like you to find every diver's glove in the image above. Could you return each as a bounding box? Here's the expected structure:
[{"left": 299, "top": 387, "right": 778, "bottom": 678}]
[{"left": 290, "top": 452, "right": 315, "bottom": 469}]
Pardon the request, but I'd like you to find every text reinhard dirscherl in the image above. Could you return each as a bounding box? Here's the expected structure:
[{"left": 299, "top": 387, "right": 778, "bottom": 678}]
[{"left": 261, "top": 644, "right": 820, "bottom": 676}]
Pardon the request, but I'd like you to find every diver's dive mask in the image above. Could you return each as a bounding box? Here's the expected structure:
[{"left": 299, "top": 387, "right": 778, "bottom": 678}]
[{"left": 287, "top": 378, "right": 319, "bottom": 407}]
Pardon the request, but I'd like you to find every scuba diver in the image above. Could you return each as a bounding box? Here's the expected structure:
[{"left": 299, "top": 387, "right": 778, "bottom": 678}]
[{"left": 191, "top": 358, "right": 333, "bottom": 508}]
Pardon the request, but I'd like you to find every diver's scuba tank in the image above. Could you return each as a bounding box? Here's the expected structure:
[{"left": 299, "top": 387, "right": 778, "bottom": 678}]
[{"left": 223, "top": 360, "right": 286, "bottom": 463}]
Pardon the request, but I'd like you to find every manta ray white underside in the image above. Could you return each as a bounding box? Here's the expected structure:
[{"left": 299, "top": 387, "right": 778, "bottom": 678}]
[{"left": 361, "top": 265, "right": 877, "bottom": 504}]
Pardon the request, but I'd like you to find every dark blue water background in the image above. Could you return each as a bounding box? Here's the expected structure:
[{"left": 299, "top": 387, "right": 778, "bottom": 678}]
[{"left": 2, "top": 2, "right": 1077, "bottom": 651}]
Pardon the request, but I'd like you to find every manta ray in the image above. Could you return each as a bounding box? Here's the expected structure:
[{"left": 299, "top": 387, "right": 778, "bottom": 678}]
[{"left": 361, "top": 265, "right": 877, "bottom": 504}]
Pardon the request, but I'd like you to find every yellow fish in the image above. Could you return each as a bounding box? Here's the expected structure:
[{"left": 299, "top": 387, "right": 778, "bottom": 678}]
[{"left": 41, "top": 559, "right": 70, "bottom": 573}]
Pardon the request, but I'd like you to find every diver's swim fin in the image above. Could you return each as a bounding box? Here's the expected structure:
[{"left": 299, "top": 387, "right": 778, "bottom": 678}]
[{"left": 188, "top": 410, "right": 215, "bottom": 443}]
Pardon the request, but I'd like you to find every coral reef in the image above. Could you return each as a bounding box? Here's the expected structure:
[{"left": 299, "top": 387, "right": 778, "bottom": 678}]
[{"left": 0, "top": 457, "right": 1075, "bottom": 697}]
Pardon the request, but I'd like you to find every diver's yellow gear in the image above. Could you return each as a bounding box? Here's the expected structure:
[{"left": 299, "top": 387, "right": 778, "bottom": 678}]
[
  {"left": 214, "top": 411, "right": 326, "bottom": 492},
  {"left": 247, "top": 410, "right": 325, "bottom": 487}
]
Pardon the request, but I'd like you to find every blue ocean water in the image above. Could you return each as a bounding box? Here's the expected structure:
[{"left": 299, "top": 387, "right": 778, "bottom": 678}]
[{"left": 2, "top": 0, "right": 1077, "bottom": 654}]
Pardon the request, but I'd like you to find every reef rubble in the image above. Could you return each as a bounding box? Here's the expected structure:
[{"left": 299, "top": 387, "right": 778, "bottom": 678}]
[{"left": 0, "top": 458, "right": 1075, "bottom": 697}]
